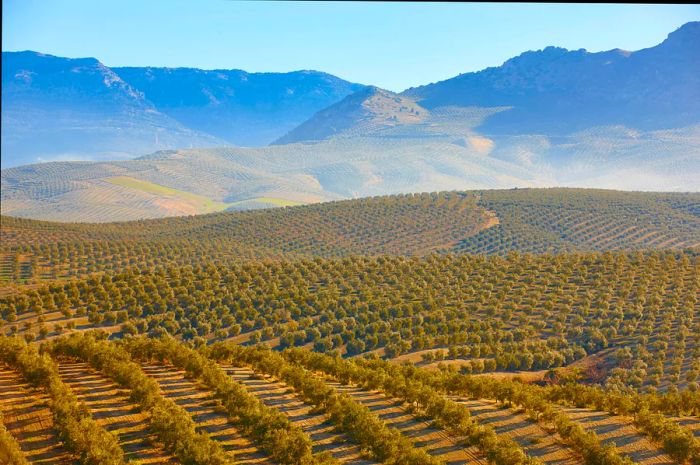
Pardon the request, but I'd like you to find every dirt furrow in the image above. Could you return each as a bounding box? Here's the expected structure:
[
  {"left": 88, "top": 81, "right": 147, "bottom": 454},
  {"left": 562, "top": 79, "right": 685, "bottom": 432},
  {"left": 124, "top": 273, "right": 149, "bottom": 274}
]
[
  {"left": 223, "top": 364, "right": 379, "bottom": 465},
  {"left": 139, "top": 363, "right": 274, "bottom": 465},
  {"left": 453, "top": 397, "right": 581, "bottom": 465},
  {"left": 57, "top": 360, "right": 180, "bottom": 464},
  {"left": 0, "top": 364, "right": 76, "bottom": 464},
  {"left": 325, "top": 379, "right": 486, "bottom": 465},
  {"left": 561, "top": 408, "right": 675, "bottom": 465}
]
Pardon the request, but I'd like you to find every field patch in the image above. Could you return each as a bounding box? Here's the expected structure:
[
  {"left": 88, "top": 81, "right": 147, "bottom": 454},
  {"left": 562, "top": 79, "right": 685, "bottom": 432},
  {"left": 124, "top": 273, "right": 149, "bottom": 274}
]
[
  {"left": 227, "top": 197, "right": 304, "bottom": 210},
  {"left": 106, "top": 176, "right": 231, "bottom": 214}
]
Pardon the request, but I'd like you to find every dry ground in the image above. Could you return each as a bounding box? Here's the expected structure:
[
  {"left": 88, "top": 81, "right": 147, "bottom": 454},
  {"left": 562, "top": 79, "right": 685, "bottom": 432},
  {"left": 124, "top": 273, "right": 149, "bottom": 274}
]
[
  {"left": 0, "top": 364, "right": 76, "bottom": 464},
  {"left": 139, "top": 363, "right": 274, "bottom": 465},
  {"left": 561, "top": 407, "right": 675, "bottom": 465},
  {"left": 323, "top": 379, "right": 486, "bottom": 465},
  {"left": 451, "top": 397, "right": 580, "bottom": 465},
  {"left": 223, "top": 364, "right": 379, "bottom": 465},
  {"left": 56, "top": 360, "right": 180, "bottom": 464}
]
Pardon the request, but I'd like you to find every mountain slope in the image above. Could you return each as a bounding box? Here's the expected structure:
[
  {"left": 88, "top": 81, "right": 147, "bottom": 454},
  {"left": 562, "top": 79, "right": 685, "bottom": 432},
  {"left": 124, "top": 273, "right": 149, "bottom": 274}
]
[
  {"left": 403, "top": 21, "right": 700, "bottom": 135},
  {"left": 1, "top": 51, "right": 224, "bottom": 168},
  {"left": 273, "top": 86, "right": 427, "bottom": 144},
  {"left": 113, "top": 66, "right": 364, "bottom": 146},
  {"left": 1, "top": 52, "right": 363, "bottom": 167}
]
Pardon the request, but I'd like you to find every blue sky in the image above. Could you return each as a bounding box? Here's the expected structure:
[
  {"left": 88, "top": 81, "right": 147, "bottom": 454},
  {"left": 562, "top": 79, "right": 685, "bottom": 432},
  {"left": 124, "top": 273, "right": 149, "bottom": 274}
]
[{"left": 3, "top": 1, "right": 699, "bottom": 92}]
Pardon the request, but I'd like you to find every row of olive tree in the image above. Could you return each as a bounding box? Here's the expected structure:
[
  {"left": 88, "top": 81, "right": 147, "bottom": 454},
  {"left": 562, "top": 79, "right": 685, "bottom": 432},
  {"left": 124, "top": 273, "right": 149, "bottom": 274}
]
[
  {"left": 205, "top": 342, "right": 443, "bottom": 465},
  {"left": 0, "top": 414, "right": 29, "bottom": 465},
  {"left": 46, "top": 332, "right": 232, "bottom": 465},
  {"left": 350, "top": 356, "right": 635, "bottom": 465},
  {"left": 121, "top": 336, "right": 335, "bottom": 465},
  {"left": 283, "top": 348, "right": 541, "bottom": 465},
  {"left": 0, "top": 336, "right": 125, "bottom": 465},
  {"left": 543, "top": 383, "right": 700, "bottom": 464},
  {"left": 381, "top": 358, "right": 700, "bottom": 465}
]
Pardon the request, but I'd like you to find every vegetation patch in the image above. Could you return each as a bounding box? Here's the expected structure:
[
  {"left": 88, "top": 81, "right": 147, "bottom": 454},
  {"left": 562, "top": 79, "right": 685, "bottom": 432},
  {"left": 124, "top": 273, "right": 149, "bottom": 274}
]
[{"left": 105, "top": 176, "right": 231, "bottom": 214}]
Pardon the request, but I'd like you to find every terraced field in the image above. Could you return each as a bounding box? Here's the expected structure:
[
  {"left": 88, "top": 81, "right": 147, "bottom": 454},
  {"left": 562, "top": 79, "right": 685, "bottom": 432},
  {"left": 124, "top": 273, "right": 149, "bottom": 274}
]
[
  {"left": 3, "top": 334, "right": 700, "bottom": 465},
  {"left": 454, "top": 189, "right": 700, "bottom": 255},
  {"left": 0, "top": 189, "right": 698, "bottom": 464},
  {"left": 2, "top": 246, "right": 699, "bottom": 390}
]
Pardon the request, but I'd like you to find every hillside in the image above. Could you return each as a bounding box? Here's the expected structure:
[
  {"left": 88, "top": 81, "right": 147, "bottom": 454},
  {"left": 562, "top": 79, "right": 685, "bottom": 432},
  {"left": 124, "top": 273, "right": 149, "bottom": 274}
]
[
  {"left": 3, "top": 331, "right": 698, "bottom": 465},
  {"left": 274, "top": 86, "right": 428, "bottom": 144},
  {"left": 403, "top": 21, "right": 700, "bottom": 135},
  {"left": 1, "top": 189, "right": 698, "bottom": 289},
  {"left": 6, "top": 109, "right": 700, "bottom": 223},
  {"left": 114, "top": 66, "right": 364, "bottom": 147},
  {"left": 0, "top": 123, "right": 544, "bottom": 222},
  {"left": 1, "top": 190, "right": 699, "bottom": 464},
  {"left": 1, "top": 250, "right": 699, "bottom": 463}
]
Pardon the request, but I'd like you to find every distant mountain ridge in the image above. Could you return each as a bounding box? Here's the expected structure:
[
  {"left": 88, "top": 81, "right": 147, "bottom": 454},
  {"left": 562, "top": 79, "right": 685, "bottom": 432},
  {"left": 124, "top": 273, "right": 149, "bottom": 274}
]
[
  {"left": 1, "top": 51, "right": 225, "bottom": 167},
  {"left": 113, "top": 66, "right": 364, "bottom": 146},
  {"left": 403, "top": 21, "right": 700, "bottom": 135},
  {"left": 273, "top": 22, "right": 700, "bottom": 145},
  {"left": 1, "top": 51, "right": 362, "bottom": 167}
]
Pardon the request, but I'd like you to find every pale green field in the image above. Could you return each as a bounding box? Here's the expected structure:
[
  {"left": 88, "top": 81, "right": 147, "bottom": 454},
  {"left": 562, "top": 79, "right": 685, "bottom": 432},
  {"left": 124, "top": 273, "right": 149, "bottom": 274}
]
[
  {"left": 107, "top": 176, "right": 303, "bottom": 215},
  {"left": 106, "top": 176, "right": 231, "bottom": 213},
  {"left": 228, "top": 197, "right": 303, "bottom": 208}
]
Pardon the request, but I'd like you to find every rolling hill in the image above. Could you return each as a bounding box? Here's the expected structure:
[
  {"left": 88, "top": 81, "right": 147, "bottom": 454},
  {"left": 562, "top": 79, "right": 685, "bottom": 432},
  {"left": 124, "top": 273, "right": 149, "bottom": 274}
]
[
  {"left": 1, "top": 247, "right": 699, "bottom": 464},
  {"left": 3, "top": 108, "right": 699, "bottom": 222},
  {"left": 0, "top": 116, "right": 547, "bottom": 222},
  {"left": 1, "top": 189, "right": 698, "bottom": 289}
]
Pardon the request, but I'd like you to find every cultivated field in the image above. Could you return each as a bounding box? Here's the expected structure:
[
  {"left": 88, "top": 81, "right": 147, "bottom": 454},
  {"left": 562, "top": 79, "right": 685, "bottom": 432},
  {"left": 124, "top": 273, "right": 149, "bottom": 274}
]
[{"left": 2, "top": 334, "right": 698, "bottom": 465}]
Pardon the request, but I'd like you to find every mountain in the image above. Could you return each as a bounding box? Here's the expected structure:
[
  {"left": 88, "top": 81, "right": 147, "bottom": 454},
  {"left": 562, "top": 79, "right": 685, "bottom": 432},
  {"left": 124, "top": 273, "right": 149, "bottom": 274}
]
[
  {"left": 113, "top": 66, "right": 364, "bottom": 146},
  {"left": 403, "top": 21, "right": 700, "bottom": 135},
  {"left": 1, "top": 51, "right": 224, "bottom": 168},
  {"left": 1, "top": 52, "right": 362, "bottom": 168},
  {"left": 274, "top": 86, "right": 427, "bottom": 144}
]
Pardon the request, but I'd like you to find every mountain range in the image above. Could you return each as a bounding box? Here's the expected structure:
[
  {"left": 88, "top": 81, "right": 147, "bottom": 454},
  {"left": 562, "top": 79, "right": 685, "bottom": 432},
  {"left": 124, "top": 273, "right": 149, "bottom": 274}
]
[
  {"left": 405, "top": 21, "right": 700, "bottom": 135},
  {"left": 1, "top": 22, "right": 699, "bottom": 221},
  {"left": 1, "top": 52, "right": 363, "bottom": 167}
]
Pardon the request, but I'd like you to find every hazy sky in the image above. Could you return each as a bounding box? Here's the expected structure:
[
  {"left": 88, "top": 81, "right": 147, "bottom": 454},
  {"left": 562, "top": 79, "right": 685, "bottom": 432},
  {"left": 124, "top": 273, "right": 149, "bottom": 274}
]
[{"left": 3, "top": 1, "right": 699, "bottom": 91}]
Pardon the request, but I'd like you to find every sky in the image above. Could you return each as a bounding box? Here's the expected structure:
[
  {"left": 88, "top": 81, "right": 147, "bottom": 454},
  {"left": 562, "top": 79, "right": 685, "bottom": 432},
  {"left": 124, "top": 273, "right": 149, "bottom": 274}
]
[{"left": 3, "top": 1, "right": 699, "bottom": 92}]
